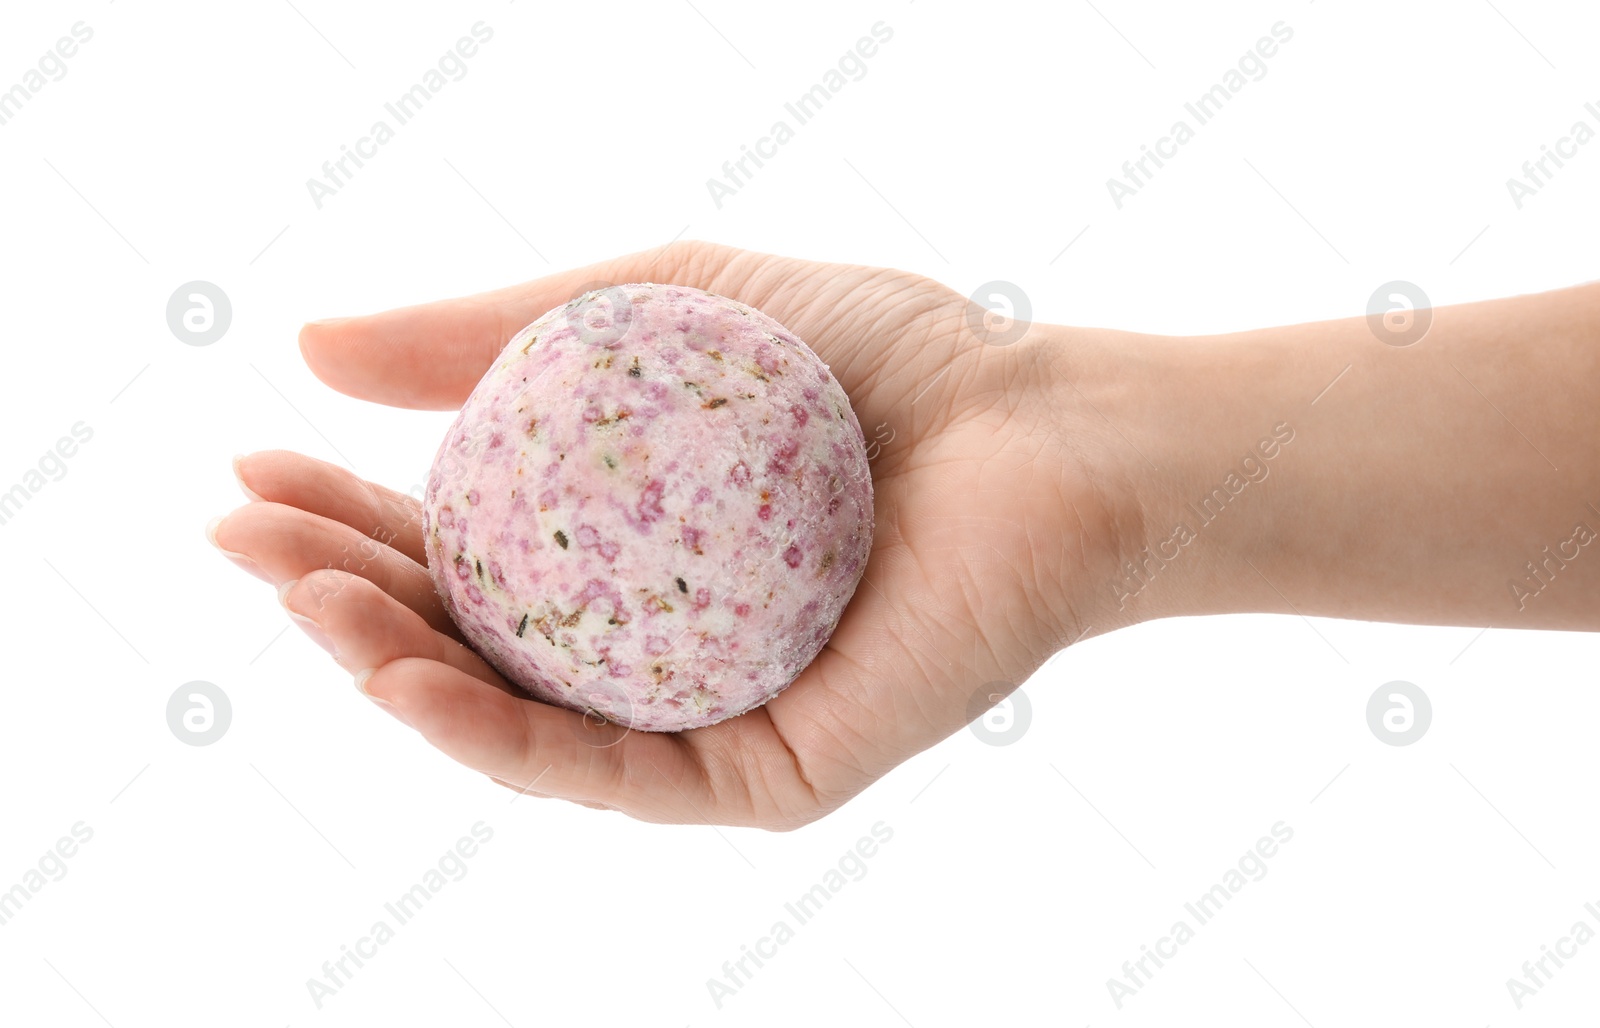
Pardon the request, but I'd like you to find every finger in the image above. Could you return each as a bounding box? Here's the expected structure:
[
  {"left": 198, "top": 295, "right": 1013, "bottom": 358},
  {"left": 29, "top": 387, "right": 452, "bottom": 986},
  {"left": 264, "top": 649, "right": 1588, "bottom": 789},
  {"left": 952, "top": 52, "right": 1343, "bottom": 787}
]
[
  {"left": 298, "top": 240, "right": 744, "bottom": 410},
  {"left": 280, "top": 570, "right": 514, "bottom": 693},
  {"left": 233, "top": 450, "right": 428, "bottom": 565},
  {"left": 359, "top": 657, "right": 713, "bottom": 821},
  {"left": 486, "top": 776, "right": 616, "bottom": 811},
  {"left": 211, "top": 501, "right": 457, "bottom": 639}
]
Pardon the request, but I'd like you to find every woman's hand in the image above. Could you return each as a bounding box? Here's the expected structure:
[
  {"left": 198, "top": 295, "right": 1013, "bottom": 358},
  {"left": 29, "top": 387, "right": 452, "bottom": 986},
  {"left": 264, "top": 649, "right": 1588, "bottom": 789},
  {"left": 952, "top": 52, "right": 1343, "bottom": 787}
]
[{"left": 209, "top": 241, "right": 1144, "bottom": 828}]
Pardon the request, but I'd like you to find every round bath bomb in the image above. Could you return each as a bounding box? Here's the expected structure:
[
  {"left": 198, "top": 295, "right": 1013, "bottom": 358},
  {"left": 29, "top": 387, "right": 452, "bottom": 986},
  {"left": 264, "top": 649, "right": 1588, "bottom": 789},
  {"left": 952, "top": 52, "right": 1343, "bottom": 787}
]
[{"left": 422, "top": 283, "right": 874, "bottom": 731}]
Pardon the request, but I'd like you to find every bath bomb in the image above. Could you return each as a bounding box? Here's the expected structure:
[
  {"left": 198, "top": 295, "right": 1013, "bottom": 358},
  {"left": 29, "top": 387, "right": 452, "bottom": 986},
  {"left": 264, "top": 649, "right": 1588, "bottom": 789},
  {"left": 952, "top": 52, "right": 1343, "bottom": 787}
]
[{"left": 422, "top": 283, "right": 874, "bottom": 731}]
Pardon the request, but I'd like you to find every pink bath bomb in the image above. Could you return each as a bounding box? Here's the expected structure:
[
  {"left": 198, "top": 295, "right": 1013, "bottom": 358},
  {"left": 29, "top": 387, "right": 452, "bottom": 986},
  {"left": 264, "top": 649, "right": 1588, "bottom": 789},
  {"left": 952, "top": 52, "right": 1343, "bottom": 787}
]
[{"left": 422, "top": 283, "right": 874, "bottom": 731}]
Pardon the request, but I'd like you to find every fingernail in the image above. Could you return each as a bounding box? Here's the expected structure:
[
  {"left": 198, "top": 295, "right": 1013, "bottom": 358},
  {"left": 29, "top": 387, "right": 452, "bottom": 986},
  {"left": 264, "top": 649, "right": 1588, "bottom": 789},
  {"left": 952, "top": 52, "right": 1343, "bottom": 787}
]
[
  {"left": 232, "top": 454, "right": 265, "bottom": 502},
  {"left": 305, "top": 317, "right": 350, "bottom": 327},
  {"left": 206, "top": 515, "right": 272, "bottom": 584},
  {"left": 279, "top": 579, "right": 339, "bottom": 660},
  {"left": 355, "top": 669, "right": 413, "bottom": 727}
]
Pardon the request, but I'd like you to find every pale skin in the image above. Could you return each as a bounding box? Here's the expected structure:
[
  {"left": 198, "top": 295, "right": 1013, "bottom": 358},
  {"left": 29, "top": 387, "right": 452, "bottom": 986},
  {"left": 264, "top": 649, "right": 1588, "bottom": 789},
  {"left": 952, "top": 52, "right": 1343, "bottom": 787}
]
[{"left": 207, "top": 241, "right": 1600, "bottom": 828}]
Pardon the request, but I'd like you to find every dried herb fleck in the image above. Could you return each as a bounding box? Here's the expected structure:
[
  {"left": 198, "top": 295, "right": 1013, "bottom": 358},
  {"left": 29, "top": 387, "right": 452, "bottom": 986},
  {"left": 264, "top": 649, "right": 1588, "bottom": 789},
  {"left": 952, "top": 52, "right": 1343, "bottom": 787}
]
[{"left": 554, "top": 530, "right": 568, "bottom": 549}]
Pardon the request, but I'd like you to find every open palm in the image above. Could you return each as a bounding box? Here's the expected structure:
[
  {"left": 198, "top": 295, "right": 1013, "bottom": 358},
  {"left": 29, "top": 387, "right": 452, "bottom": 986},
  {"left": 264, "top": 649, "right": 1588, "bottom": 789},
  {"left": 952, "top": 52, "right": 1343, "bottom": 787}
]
[{"left": 214, "top": 241, "right": 1127, "bottom": 828}]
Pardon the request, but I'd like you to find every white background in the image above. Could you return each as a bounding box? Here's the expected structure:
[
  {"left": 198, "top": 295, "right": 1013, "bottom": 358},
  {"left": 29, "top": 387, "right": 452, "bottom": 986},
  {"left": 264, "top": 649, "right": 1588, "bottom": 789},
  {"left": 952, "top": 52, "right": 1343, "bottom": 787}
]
[{"left": 1, "top": 0, "right": 1598, "bottom": 1024}]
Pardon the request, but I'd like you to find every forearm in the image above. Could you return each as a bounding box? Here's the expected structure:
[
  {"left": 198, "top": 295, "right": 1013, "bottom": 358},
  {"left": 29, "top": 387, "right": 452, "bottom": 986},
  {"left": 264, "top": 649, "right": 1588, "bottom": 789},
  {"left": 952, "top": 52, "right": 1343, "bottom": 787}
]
[{"left": 1064, "top": 282, "right": 1600, "bottom": 631}]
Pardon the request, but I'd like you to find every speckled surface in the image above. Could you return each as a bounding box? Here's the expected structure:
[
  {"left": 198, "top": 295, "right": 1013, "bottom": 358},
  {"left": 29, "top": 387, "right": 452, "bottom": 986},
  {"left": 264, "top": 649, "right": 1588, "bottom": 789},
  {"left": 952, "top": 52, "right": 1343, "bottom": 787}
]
[{"left": 422, "top": 283, "right": 874, "bottom": 731}]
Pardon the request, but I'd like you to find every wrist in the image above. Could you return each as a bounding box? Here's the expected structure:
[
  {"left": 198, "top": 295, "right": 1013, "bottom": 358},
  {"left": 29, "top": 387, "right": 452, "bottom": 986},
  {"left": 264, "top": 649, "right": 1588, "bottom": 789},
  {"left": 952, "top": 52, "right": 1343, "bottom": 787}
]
[
  {"left": 1014, "top": 323, "right": 1181, "bottom": 638},
  {"left": 1029, "top": 321, "right": 1322, "bottom": 630}
]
